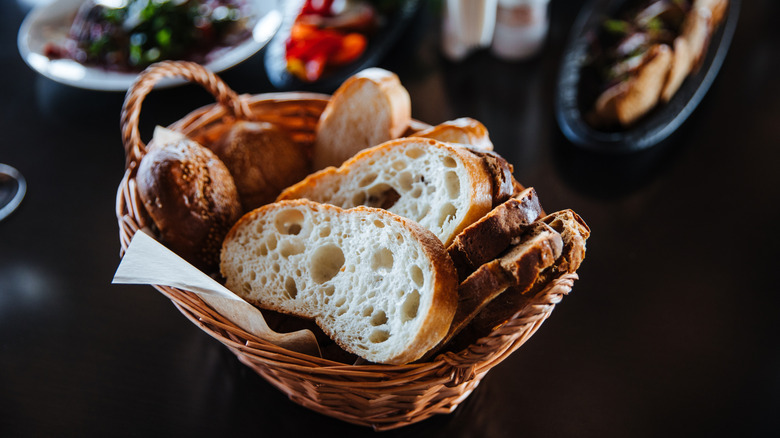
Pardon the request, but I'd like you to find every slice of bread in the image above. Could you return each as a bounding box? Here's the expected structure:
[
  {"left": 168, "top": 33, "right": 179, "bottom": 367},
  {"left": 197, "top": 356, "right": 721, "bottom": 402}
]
[
  {"left": 220, "top": 199, "right": 458, "bottom": 364},
  {"left": 313, "top": 68, "right": 411, "bottom": 170},
  {"left": 411, "top": 117, "right": 494, "bottom": 151},
  {"left": 277, "top": 138, "right": 494, "bottom": 247},
  {"left": 448, "top": 187, "right": 543, "bottom": 281},
  {"left": 425, "top": 222, "right": 562, "bottom": 358},
  {"left": 456, "top": 209, "right": 590, "bottom": 344}
]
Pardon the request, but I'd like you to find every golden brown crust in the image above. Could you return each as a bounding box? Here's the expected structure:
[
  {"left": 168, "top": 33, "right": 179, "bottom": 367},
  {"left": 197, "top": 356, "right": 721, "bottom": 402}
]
[
  {"left": 447, "top": 187, "right": 544, "bottom": 281},
  {"left": 210, "top": 121, "right": 311, "bottom": 211},
  {"left": 411, "top": 117, "right": 494, "bottom": 151},
  {"left": 425, "top": 223, "right": 562, "bottom": 358},
  {"left": 137, "top": 138, "right": 242, "bottom": 273},
  {"left": 457, "top": 209, "right": 590, "bottom": 343}
]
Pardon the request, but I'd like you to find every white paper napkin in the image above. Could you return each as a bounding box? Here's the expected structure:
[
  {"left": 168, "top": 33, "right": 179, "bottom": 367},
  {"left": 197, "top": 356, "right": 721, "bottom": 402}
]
[{"left": 112, "top": 230, "right": 320, "bottom": 356}]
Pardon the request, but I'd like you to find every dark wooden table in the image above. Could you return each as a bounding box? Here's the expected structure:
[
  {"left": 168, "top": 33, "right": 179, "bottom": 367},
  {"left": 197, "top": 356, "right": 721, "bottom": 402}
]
[{"left": 1, "top": 1, "right": 778, "bottom": 436}]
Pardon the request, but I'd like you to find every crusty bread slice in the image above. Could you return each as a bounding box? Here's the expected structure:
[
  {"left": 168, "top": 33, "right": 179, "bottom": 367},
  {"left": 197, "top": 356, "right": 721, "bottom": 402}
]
[
  {"left": 448, "top": 187, "right": 543, "bottom": 281},
  {"left": 313, "top": 68, "right": 411, "bottom": 170},
  {"left": 424, "top": 222, "right": 562, "bottom": 358},
  {"left": 411, "top": 117, "right": 494, "bottom": 151},
  {"left": 277, "top": 138, "right": 494, "bottom": 247},
  {"left": 220, "top": 199, "right": 458, "bottom": 364},
  {"left": 455, "top": 209, "right": 590, "bottom": 345}
]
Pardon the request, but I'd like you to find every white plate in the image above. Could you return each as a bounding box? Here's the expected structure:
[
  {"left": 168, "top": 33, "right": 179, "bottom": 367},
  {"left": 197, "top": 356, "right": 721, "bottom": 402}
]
[{"left": 18, "top": 0, "right": 282, "bottom": 91}]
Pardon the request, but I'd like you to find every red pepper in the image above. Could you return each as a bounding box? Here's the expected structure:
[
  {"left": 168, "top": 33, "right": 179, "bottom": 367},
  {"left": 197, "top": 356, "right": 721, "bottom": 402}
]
[
  {"left": 330, "top": 33, "right": 367, "bottom": 65},
  {"left": 300, "top": 0, "right": 336, "bottom": 16}
]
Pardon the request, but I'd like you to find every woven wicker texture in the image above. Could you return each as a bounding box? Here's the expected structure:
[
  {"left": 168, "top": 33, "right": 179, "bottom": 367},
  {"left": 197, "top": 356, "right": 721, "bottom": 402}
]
[{"left": 115, "top": 61, "right": 578, "bottom": 431}]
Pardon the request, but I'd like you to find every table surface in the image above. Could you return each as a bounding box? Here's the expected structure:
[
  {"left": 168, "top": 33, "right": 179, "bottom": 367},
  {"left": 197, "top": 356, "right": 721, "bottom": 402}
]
[{"left": 2, "top": 1, "right": 779, "bottom": 437}]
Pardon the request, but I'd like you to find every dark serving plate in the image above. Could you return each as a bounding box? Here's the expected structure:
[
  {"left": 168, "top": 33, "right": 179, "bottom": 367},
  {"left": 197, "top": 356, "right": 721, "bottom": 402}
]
[
  {"left": 264, "top": 0, "right": 420, "bottom": 92},
  {"left": 555, "top": 0, "right": 740, "bottom": 153}
]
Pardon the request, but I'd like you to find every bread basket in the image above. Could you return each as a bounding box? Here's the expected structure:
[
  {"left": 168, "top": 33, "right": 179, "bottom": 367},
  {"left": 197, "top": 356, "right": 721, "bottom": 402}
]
[{"left": 115, "top": 61, "right": 578, "bottom": 431}]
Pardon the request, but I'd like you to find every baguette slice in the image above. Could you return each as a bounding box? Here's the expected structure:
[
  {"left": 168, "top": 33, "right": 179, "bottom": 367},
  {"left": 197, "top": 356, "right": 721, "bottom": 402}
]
[
  {"left": 411, "top": 117, "right": 494, "bottom": 151},
  {"left": 313, "top": 67, "right": 411, "bottom": 170},
  {"left": 220, "top": 199, "right": 458, "bottom": 364},
  {"left": 459, "top": 209, "right": 590, "bottom": 343},
  {"left": 278, "top": 138, "right": 494, "bottom": 247},
  {"left": 448, "top": 187, "right": 544, "bottom": 281},
  {"left": 424, "top": 222, "right": 562, "bottom": 358}
]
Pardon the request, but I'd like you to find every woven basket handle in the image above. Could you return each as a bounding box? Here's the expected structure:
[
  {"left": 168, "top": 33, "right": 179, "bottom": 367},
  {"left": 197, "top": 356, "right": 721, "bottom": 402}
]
[{"left": 120, "top": 60, "right": 252, "bottom": 165}]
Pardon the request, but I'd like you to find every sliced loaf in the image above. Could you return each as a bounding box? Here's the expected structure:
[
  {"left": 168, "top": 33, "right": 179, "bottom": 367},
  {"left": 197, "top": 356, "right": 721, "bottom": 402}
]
[
  {"left": 448, "top": 187, "right": 544, "bottom": 281},
  {"left": 313, "top": 67, "right": 411, "bottom": 170},
  {"left": 220, "top": 199, "right": 458, "bottom": 364},
  {"left": 277, "top": 137, "right": 494, "bottom": 247}
]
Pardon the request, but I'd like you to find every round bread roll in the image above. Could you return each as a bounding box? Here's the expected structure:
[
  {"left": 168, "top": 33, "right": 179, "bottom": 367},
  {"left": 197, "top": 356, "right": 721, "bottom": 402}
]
[
  {"left": 136, "top": 137, "right": 242, "bottom": 273},
  {"left": 211, "top": 121, "right": 311, "bottom": 211}
]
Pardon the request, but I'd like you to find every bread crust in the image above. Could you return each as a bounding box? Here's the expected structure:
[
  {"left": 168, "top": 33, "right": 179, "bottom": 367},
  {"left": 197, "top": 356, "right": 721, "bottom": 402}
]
[
  {"left": 448, "top": 187, "right": 543, "bottom": 281},
  {"left": 137, "top": 138, "right": 242, "bottom": 273},
  {"left": 411, "top": 117, "right": 494, "bottom": 151},
  {"left": 457, "top": 209, "right": 589, "bottom": 343}
]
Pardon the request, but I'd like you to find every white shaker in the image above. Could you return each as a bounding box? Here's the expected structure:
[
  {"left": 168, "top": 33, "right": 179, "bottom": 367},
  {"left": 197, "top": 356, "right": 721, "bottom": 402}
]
[{"left": 491, "top": 0, "right": 550, "bottom": 61}]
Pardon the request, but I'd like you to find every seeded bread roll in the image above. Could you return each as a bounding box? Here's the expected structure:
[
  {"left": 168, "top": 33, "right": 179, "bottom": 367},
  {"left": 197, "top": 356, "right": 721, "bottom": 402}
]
[
  {"left": 313, "top": 67, "right": 411, "bottom": 170},
  {"left": 210, "top": 120, "right": 310, "bottom": 211},
  {"left": 136, "top": 136, "right": 242, "bottom": 273},
  {"left": 220, "top": 199, "right": 458, "bottom": 364},
  {"left": 278, "top": 138, "right": 494, "bottom": 247}
]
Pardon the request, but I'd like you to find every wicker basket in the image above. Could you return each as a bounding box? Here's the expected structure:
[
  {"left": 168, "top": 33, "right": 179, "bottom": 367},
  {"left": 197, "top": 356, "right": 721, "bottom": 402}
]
[{"left": 115, "top": 61, "right": 578, "bottom": 431}]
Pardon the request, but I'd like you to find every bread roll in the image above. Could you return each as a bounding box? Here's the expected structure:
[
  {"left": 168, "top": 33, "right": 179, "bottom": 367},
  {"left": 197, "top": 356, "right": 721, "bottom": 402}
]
[
  {"left": 210, "top": 120, "right": 310, "bottom": 211},
  {"left": 136, "top": 136, "right": 242, "bottom": 272}
]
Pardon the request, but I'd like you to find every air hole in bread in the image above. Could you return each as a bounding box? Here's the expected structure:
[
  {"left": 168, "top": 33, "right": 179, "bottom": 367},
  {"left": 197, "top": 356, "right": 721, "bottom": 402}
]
[
  {"left": 334, "top": 296, "right": 347, "bottom": 307},
  {"left": 442, "top": 156, "right": 457, "bottom": 168},
  {"left": 275, "top": 209, "right": 304, "bottom": 235},
  {"left": 284, "top": 277, "right": 298, "bottom": 299},
  {"left": 402, "top": 290, "right": 420, "bottom": 322},
  {"left": 352, "top": 192, "right": 367, "bottom": 205},
  {"left": 392, "top": 160, "right": 406, "bottom": 171},
  {"left": 266, "top": 235, "right": 278, "bottom": 251},
  {"left": 366, "top": 184, "right": 400, "bottom": 209},
  {"left": 410, "top": 265, "right": 424, "bottom": 287},
  {"left": 369, "top": 329, "right": 390, "bottom": 343},
  {"left": 362, "top": 306, "right": 374, "bottom": 317},
  {"left": 398, "top": 171, "right": 413, "bottom": 191},
  {"left": 437, "top": 203, "right": 457, "bottom": 227},
  {"left": 371, "top": 310, "right": 388, "bottom": 326},
  {"left": 260, "top": 276, "right": 267, "bottom": 286},
  {"left": 358, "top": 173, "right": 378, "bottom": 187},
  {"left": 249, "top": 271, "right": 256, "bottom": 281},
  {"left": 319, "top": 226, "right": 331, "bottom": 237},
  {"left": 255, "top": 245, "right": 268, "bottom": 257},
  {"left": 272, "top": 263, "right": 280, "bottom": 273},
  {"left": 242, "top": 282, "right": 252, "bottom": 295},
  {"left": 237, "top": 265, "right": 243, "bottom": 274},
  {"left": 373, "top": 220, "right": 385, "bottom": 228},
  {"left": 371, "top": 247, "right": 394, "bottom": 271},
  {"left": 322, "top": 285, "right": 335, "bottom": 296},
  {"left": 310, "top": 244, "right": 345, "bottom": 284},
  {"left": 279, "top": 239, "right": 305, "bottom": 258},
  {"left": 410, "top": 186, "right": 422, "bottom": 198},
  {"left": 445, "top": 171, "right": 460, "bottom": 199},
  {"left": 255, "top": 222, "right": 264, "bottom": 234},
  {"left": 405, "top": 148, "right": 424, "bottom": 159}
]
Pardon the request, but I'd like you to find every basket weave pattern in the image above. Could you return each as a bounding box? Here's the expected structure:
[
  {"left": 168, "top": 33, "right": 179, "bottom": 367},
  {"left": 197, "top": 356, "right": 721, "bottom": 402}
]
[{"left": 115, "top": 61, "right": 577, "bottom": 430}]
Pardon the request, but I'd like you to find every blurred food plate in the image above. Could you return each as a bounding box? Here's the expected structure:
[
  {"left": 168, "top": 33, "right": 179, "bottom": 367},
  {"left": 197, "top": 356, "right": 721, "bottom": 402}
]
[
  {"left": 264, "top": 0, "right": 420, "bottom": 92},
  {"left": 18, "top": 0, "right": 282, "bottom": 91},
  {"left": 555, "top": 0, "right": 739, "bottom": 153}
]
